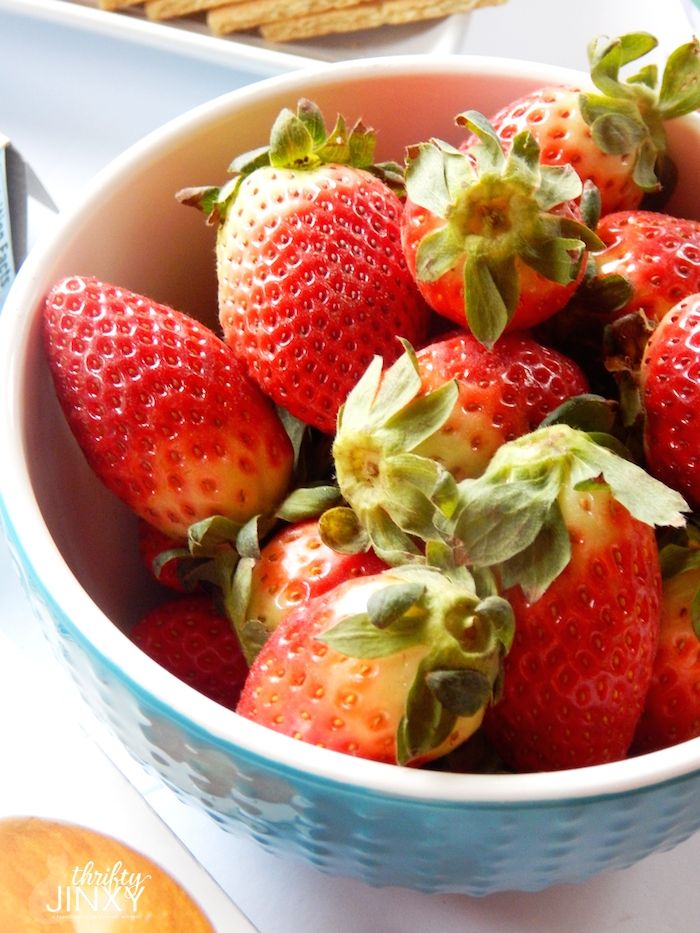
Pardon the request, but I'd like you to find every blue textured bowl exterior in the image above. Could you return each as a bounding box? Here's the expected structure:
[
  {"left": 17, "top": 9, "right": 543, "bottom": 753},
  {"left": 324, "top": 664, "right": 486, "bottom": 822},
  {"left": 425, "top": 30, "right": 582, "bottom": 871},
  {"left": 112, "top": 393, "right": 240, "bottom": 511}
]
[
  {"left": 4, "top": 57, "right": 700, "bottom": 896},
  {"left": 5, "top": 510, "right": 700, "bottom": 896}
]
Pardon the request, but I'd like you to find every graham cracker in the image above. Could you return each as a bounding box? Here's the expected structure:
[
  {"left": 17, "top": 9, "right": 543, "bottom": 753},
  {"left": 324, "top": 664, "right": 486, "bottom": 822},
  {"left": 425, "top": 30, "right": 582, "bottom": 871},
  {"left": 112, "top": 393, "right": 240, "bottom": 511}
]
[
  {"left": 145, "top": 0, "right": 230, "bottom": 20},
  {"left": 98, "top": 0, "right": 146, "bottom": 10},
  {"left": 208, "top": 0, "right": 359, "bottom": 35},
  {"left": 97, "top": 0, "right": 507, "bottom": 43},
  {"left": 260, "top": 0, "right": 505, "bottom": 41}
]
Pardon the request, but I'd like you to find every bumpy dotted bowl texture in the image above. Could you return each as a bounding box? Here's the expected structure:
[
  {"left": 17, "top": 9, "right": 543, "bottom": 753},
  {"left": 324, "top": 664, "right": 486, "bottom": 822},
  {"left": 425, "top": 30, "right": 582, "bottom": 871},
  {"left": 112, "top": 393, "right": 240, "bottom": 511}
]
[{"left": 3, "top": 58, "right": 700, "bottom": 895}]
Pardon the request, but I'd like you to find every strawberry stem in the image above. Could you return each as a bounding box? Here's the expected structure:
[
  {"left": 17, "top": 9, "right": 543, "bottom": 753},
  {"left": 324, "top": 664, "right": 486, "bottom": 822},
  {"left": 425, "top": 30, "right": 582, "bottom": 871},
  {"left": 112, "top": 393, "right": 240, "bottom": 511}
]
[
  {"left": 580, "top": 33, "right": 700, "bottom": 199},
  {"left": 405, "top": 112, "right": 601, "bottom": 346},
  {"left": 176, "top": 98, "right": 405, "bottom": 222},
  {"left": 331, "top": 344, "right": 460, "bottom": 564},
  {"left": 318, "top": 565, "right": 514, "bottom": 765},
  {"left": 451, "top": 423, "right": 689, "bottom": 600}
]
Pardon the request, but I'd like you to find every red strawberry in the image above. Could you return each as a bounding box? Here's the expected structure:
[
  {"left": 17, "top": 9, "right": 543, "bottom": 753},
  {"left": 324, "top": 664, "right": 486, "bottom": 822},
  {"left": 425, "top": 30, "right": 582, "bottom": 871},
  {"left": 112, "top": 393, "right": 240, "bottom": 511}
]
[
  {"left": 43, "top": 276, "right": 294, "bottom": 540},
  {"left": 486, "top": 487, "right": 662, "bottom": 771},
  {"left": 401, "top": 111, "right": 601, "bottom": 346},
  {"left": 536, "top": 212, "right": 700, "bottom": 394},
  {"left": 130, "top": 595, "right": 248, "bottom": 710},
  {"left": 179, "top": 99, "right": 429, "bottom": 435},
  {"left": 640, "top": 294, "right": 700, "bottom": 510},
  {"left": 487, "top": 34, "right": 700, "bottom": 215},
  {"left": 236, "top": 518, "right": 386, "bottom": 658},
  {"left": 489, "top": 85, "right": 635, "bottom": 215},
  {"left": 450, "top": 423, "right": 687, "bottom": 771},
  {"left": 327, "top": 337, "right": 587, "bottom": 565},
  {"left": 413, "top": 330, "right": 588, "bottom": 481},
  {"left": 631, "top": 540, "right": 700, "bottom": 755},
  {"left": 591, "top": 211, "right": 700, "bottom": 325},
  {"left": 237, "top": 566, "right": 513, "bottom": 766}
]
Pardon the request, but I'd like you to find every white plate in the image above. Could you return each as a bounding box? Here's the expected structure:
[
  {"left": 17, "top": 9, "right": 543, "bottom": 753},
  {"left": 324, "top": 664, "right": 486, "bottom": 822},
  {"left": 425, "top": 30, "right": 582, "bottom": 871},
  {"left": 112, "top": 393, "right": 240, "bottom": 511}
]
[{"left": 1, "top": 0, "right": 475, "bottom": 75}]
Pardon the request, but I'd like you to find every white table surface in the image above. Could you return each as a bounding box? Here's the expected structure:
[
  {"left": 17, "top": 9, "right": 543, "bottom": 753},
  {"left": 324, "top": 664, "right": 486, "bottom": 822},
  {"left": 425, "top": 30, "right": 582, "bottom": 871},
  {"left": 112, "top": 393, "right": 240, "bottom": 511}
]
[{"left": 2, "top": 2, "right": 700, "bottom": 930}]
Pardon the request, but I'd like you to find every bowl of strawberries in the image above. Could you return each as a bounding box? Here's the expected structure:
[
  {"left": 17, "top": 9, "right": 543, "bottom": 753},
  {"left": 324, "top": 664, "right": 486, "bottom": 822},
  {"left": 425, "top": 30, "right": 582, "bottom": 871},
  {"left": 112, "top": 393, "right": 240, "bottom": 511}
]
[{"left": 3, "top": 33, "right": 700, "bottom": 895}]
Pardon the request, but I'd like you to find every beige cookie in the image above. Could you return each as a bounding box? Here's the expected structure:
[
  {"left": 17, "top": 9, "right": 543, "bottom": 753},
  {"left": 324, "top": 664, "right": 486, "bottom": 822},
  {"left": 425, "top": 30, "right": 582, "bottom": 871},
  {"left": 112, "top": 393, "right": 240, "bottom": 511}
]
[
  {"left": 261, "top": 0, "right": 505, "bottom": 42},
  {"left": 99, "top": 0, "right": 146, "bottom": 10},
  {"left": 207, "top": 0, "right": 358, "bottom": 35}
]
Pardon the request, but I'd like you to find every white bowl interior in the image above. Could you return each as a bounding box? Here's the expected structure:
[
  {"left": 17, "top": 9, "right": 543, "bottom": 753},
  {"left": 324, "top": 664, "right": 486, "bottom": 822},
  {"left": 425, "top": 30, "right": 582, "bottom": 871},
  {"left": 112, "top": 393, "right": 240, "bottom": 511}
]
[{"left": 4, "top": 55, "right": 700, "bottom": 803}]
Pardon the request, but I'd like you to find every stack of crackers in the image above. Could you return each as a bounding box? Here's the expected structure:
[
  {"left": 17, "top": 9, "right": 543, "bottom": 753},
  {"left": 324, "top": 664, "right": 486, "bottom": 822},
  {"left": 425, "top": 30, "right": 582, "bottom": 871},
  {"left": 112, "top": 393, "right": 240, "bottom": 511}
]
[{"left": 97, "top": 0, "right": 505, "bottom": 43}]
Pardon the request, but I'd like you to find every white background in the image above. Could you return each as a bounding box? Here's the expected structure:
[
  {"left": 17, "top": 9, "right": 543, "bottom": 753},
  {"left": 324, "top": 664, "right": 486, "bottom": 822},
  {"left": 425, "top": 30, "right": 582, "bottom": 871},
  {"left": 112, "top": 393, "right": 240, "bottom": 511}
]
[{"left": 1, "top": 1, "right": 699, "bottom": 930}]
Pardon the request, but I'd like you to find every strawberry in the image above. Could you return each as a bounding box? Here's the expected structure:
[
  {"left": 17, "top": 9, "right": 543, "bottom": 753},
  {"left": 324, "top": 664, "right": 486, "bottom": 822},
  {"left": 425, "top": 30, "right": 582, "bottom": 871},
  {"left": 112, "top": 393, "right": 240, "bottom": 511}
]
[
  {"left": 640, "top": 294, "right": 700, "bottom": 510},
  {"left": 413, "top": 330, "right": 589, "bottom": 481},
  {"left": 487, "top": 33, "right": 700, "bottom": 215},
  {"left": 179, "top": 99, "right": 430, "bottom": 435},
  {"left": 450, "top": 423, "right": 688, "bottom": 771},
  {"left": 130, "top": 595, "right": 248, "bottom": 710},
  {"left": 485, "top": 486, "right": 662, "bottom": 771},
  {"left": 325, "top": 338, "right": 586, "bottom": 565},
  {"left": 589, "top": 211, "right": 700, "bottom": 325},
  {"left": 43, "top": 276, "right": 294, "bottom": 541},
  {"left": 534, "top": 211, "right": 700, "bottom": 395},
  {"left": 231, "top": 518, "right": 387, "bottom": 664},
  {"left": 236, "top": 566, "right": 513, "bottom": 766},
  {"left": 631, "top": 532, "right": 700, "bottom": 754},
  {"left": 401, "top": 110, "right": 601, "bottom": 346}
]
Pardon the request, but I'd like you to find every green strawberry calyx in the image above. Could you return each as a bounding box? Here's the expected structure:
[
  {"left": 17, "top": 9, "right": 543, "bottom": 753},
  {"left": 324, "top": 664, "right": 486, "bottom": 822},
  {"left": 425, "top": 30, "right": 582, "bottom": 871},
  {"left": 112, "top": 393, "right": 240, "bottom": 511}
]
[
  {"left": 318, "top": 565, "right": 514, "bottom": 765},
  {"left": 327, "top": 340, "right": 462, "bottom": 566},
  {"left": 405, "top": 110, "right": 603, "bottom": 346},
  {"left": 451, "top": 422, "right": 688, "bottom": 602},
  {"left": 580, "top": 32, "right": 700, "bottom": 198},
  {"left": 176, "top": 98, "right": 404, "bottom": 223}
]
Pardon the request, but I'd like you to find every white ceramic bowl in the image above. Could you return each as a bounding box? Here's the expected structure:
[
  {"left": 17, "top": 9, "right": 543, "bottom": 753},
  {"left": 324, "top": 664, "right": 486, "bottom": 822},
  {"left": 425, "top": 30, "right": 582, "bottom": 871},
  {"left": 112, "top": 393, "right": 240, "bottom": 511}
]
[{"left": 3, "top": 56, "right": 700, "bottom": 896}]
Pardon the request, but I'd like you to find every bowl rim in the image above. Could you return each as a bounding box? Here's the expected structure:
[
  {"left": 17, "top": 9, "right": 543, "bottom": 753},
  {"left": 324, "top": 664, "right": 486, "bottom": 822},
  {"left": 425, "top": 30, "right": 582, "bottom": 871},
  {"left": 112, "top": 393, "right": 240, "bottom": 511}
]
[{"left": 3, "top": 52, "right": 700, "bottom": 806}]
